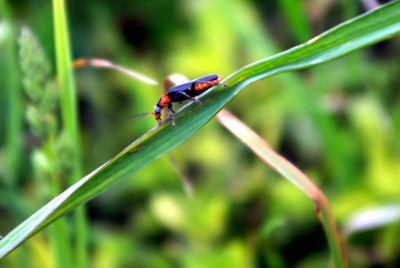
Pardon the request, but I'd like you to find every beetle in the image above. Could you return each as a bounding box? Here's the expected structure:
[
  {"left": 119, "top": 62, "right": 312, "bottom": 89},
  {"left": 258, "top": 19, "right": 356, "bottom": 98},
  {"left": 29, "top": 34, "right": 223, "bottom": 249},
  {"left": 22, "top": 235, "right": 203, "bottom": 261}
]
[{"left": 134, "top": 74, "right": 227, "bottom": 129}]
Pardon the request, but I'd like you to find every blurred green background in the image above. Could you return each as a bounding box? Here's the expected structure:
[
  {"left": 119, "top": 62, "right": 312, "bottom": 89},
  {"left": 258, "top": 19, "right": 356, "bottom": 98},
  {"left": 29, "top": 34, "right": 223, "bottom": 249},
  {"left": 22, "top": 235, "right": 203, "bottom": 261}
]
[{"left": 1, "top": 0, "right": 400, "bottom": 267}]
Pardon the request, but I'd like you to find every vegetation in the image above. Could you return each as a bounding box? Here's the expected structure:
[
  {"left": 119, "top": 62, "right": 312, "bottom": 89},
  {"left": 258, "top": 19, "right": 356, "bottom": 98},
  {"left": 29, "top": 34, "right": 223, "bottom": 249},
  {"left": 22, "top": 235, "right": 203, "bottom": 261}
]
[{"left": 1, "top": 0, "right": 400, "bottom": 267}]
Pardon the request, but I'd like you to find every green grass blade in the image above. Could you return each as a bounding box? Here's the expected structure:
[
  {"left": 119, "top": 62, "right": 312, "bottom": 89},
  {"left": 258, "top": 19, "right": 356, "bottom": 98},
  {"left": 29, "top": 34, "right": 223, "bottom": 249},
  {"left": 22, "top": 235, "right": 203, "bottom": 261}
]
[
  {"left": 52, "top": 0, "right": 87, "bottom": 266},
  {"left": 1, "top": 0, "right": 400, "bottom": 258},
  {"left": 53, "top": 0, "right": 77, "bottom": 134}
]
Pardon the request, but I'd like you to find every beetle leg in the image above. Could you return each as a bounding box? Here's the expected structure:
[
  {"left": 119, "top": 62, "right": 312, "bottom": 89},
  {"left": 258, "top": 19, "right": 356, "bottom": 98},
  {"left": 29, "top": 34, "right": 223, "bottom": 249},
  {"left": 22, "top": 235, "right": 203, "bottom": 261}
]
[
  {"left": 167, "top": 110, "right": 176, "bottom": 129},
  {"left": 218, "top": 82, "right": 228, "bottom": 88},
  {"left": 166, "top": 103, "right": 176, "bottom": 129},
  {"left": 178, "top": 92, "right": 204, "bottom": 106}
]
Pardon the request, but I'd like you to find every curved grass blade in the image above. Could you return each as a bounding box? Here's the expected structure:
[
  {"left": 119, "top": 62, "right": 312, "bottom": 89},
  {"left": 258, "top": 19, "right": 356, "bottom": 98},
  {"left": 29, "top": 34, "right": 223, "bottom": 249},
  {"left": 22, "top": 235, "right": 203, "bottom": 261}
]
[
  {"left": 216, "top": 109, "right": 348, "bottom": 267},
  {"left": 1, "top": 0, "right": 400, "bottom": 258},
  {"left": 73, "top": 58, "right": 158, "bottom": 85}
]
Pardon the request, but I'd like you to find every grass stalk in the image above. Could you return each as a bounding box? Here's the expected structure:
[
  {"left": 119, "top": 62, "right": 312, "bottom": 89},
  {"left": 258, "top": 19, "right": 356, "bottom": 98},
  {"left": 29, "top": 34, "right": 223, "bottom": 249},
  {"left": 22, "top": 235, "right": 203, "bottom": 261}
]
[{"left": 52, "top": 0, "right": 87, "bottom": 267}]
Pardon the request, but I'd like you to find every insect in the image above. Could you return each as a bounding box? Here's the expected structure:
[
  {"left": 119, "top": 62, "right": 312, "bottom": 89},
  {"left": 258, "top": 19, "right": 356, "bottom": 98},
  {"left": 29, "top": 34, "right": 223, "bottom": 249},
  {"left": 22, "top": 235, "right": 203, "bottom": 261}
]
[{"left": 134, "top": 74, "right": 227, "bottom": 129}]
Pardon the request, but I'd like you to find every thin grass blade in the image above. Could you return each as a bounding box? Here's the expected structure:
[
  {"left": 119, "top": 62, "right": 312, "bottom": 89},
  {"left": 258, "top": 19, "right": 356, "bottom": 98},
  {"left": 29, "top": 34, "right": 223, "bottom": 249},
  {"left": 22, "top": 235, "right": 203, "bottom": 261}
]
[
  {"left": 73, "top": 58, "right": 158, "bottom": 85},
  {"left": 216, "top": 109, "right": 348, "bottom": 267},
  {"left": 53, "top": 0, "right": 87, "bottom": 266}
]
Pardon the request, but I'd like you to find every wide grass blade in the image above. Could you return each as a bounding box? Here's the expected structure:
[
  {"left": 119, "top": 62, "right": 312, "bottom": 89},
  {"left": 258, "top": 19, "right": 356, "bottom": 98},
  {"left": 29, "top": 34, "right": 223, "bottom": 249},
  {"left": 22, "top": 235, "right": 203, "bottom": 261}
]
[{"left": 1, "top": 0, "right": 400, "bottom": 258}]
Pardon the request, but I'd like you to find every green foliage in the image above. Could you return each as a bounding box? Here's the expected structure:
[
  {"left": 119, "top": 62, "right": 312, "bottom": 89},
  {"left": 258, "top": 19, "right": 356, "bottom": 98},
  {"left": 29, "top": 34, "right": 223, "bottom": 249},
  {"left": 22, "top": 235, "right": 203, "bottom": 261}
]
[{"left": 1, "top": 0, "right": 400, "bottom": 267}]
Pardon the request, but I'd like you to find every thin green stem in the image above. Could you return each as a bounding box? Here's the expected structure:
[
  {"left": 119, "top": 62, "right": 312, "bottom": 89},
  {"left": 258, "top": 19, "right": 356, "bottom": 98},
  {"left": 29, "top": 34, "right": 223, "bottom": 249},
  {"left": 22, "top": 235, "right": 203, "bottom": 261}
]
[{"left": 52, "top": 0, "right": 87, "bottom": 267}]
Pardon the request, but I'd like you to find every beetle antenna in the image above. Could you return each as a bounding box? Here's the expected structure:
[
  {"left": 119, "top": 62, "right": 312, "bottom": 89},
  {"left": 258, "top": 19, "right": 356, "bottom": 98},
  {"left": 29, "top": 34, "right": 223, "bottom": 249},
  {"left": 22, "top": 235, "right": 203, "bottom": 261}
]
[{"left": 125, "top": 112, "right": 154, "bottom": 124}]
